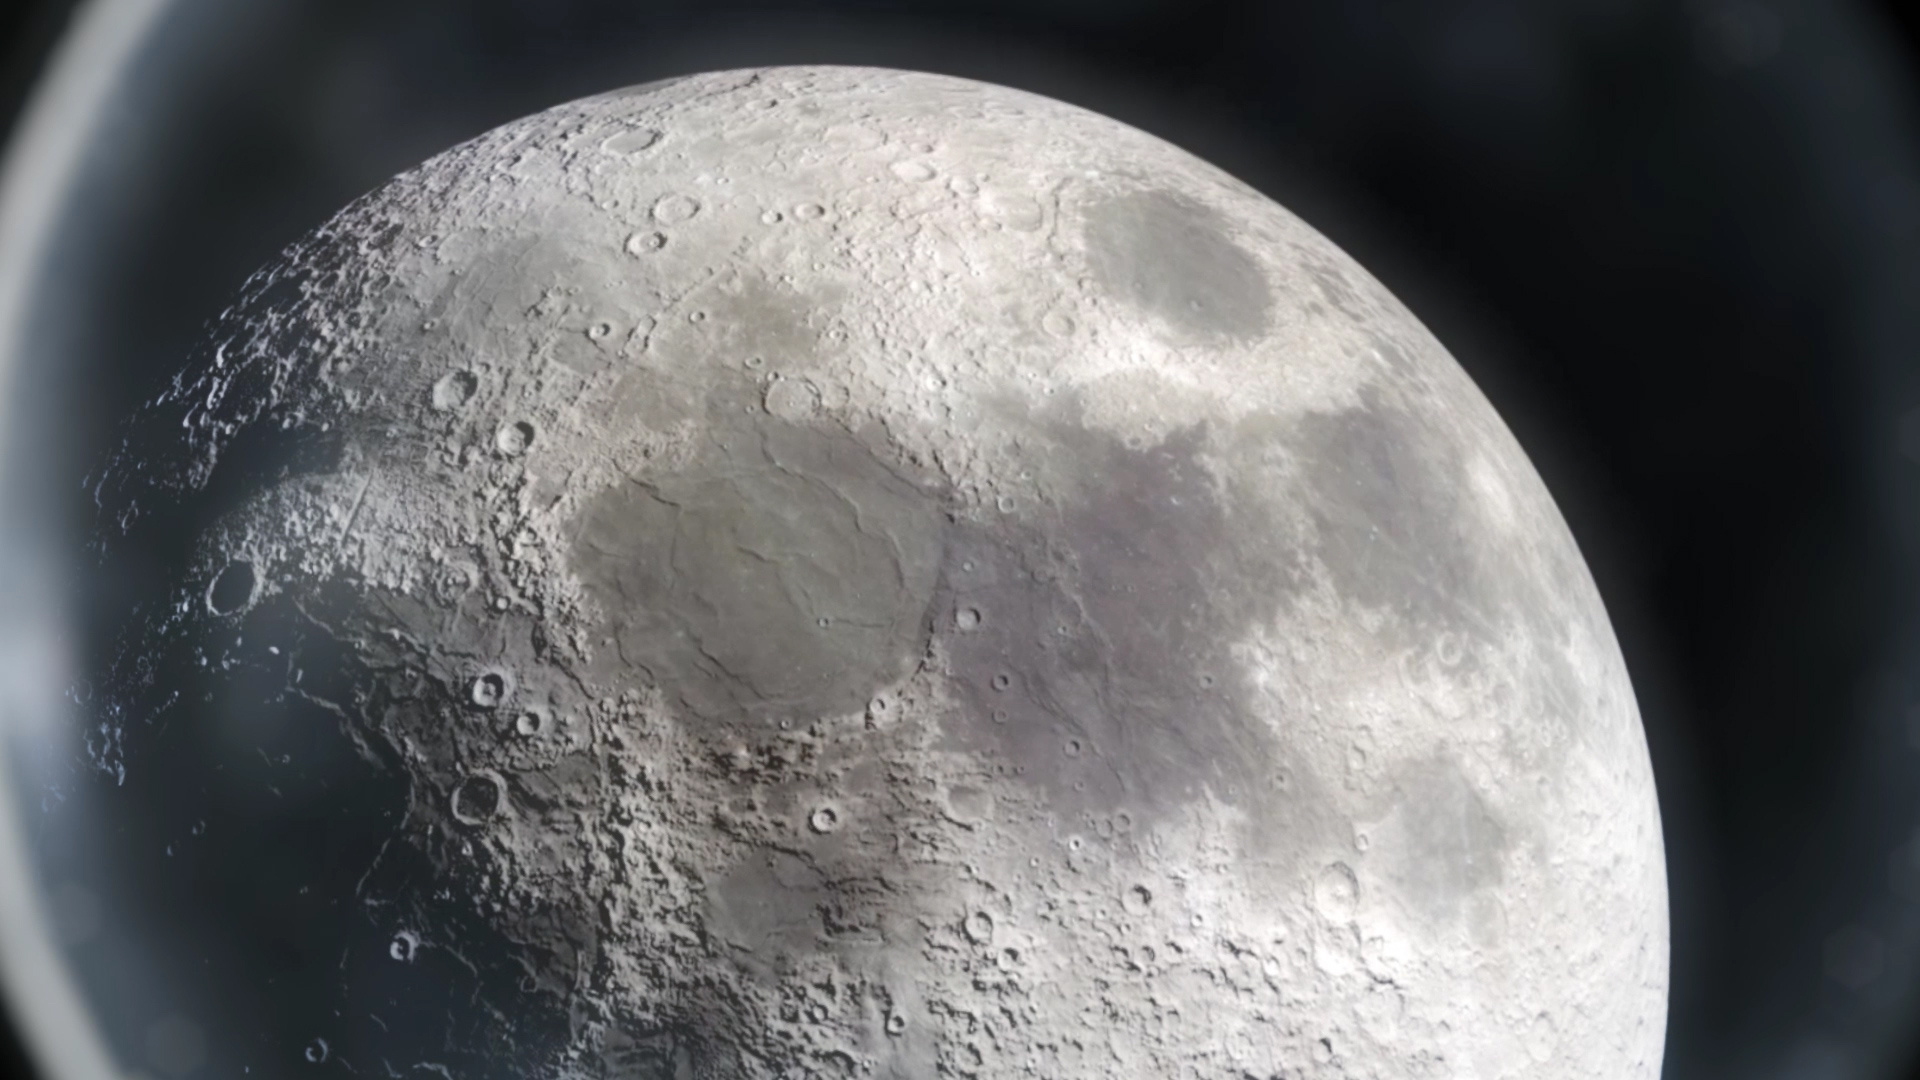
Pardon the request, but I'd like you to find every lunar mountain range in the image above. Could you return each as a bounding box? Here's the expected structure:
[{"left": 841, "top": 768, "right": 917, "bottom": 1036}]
[{"left": 81, "top": 66, "right": 1668, "bottom": 1079}]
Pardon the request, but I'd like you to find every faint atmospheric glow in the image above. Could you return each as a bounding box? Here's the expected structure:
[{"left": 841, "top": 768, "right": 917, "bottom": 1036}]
[
  {"left": 142, "top": 1015, "right": 206, "bottom": 1077},
  {"left": 0, "top": 1, "right": 180, "bottom": 1079},
  {"left": 1890, "top": 828, "right": 1920, "bottom": 902},
  {"left": 1897, "top": 408, "right": 1920, "bottom": 463},
  {"left": 1691, "top": 0, "right": 1785, "bottom": 70},
  {"left": 1824, "top": 924, "right": 1888, "bottom": 991}
]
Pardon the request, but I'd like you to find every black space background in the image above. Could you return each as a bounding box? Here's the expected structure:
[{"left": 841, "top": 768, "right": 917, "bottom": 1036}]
[{"left": 1, "top": 1, "right": 1918, "bottom": 1079}]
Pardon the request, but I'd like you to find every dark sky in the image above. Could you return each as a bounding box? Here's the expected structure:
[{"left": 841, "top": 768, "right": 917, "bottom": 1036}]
[{"left": 2, "top": 3, "right": 1920, "bottom": 1080}]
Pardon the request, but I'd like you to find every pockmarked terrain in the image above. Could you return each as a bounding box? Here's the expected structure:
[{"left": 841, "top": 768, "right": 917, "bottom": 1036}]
[{"left": 83, "top": 67, "right": 1668, "bottom": 1080}]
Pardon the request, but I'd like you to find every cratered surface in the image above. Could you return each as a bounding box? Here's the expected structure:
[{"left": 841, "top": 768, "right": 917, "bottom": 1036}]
[{"left": 83, "top": 66, "right": 1668, "bottom": 1079}]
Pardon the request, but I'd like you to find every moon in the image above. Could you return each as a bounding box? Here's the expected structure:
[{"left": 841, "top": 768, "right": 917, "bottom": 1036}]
[{"left": 85, "top": 66, "right": 1668, "bottom": 1079}]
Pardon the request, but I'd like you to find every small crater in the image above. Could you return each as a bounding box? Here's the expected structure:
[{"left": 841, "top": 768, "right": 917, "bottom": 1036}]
[
  {"left": 431, "top": 370, "right": 480, "bottom": 411},
  {"left": 1314, "top": 862, "right": 1360, "bottom": 923},
  {"left": 1041, "top": 310, "right": 1075, "bottom": 337},
  {"left": 890, "top": 160, "right": 936, "bottom": 183},
  {"left": 1525, "top": 1012, "right": 1558, "bottom": 1063},
  {"left": 588, "top": 322, "right": 614, "bottom": 340},
  {"left": 515, "top": 706, "right": 550, "bottom": 738},
  {"left": 602, "top": 128, "right": 662, "bottom": 154},
  {"left": 206, "top": 560, "right": 257, "bottom": 616},
  {"left": 469, "top": 670, "right": 511, "bottom": 710},
  {"left": 305, "top": 1039, "right": 330, "bottom": 1065},
  {"left": 625, "top": 231, "right": 667, "bottom": 256},
  {"left": 496, "top": 421, "right": 536, "bottom": 456},
  {"left": 763, "top": 378, "right": 821, "bottom": 421},
  {"left": 1123, "top": 884, "right": 1153, "bottom": 913},
  {"left": 954, "top": 606, "right": 982, "bottom": 631},
  {"left": 978, "top": 189, "right": 1044, "bottom": 231},
  {"left": 792, "top": 202, "right": 827, "bottom": 221},
  {"left": 652, "top": 193, "right": 701, "bottom": 224},
  {"left": 760, "top": 209, "right": 784, "bottom": 224},
  {"left": 809, "top": 805, "right": 841, "bottom": 834},
  {"left": 1063, "top": 737, "right": 1084, "bottom": 758},
  {"left": 946, "top": 784, "right": 993, "bottom": 824},
  {"left": 434, "top": 562, "right": 480, "bottom": 604},
  {"left": 388, "top": 931, "right": 419, "bottom": 962},
  {"left": 962, "top": 911, "right": 995, "bottom": 945},
  {"left": 451, "top": 773, "right": 506, "bottom": 825},
  {"left": 990, "top": 672, "right": 1012, "bottom": 692},
  {"left": 885, "top": 1013, "right": 907, "bottom": 1036}
]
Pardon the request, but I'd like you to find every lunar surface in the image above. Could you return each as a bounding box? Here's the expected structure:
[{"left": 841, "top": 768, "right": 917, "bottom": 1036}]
[{"left": 81, "top": 67, "right": 1667, "bottom": 1079}]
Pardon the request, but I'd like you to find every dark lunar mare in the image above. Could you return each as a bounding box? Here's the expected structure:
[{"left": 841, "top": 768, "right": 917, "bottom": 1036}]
[
  {"left": 570, "top": 406, "right": 947, "bottom": 736},
  {"left": 1082, "top": 187, "right": 1274, "bottom": 343},
  {"left": 929, "top": 418, "right": 1292, "bottom": 829}
]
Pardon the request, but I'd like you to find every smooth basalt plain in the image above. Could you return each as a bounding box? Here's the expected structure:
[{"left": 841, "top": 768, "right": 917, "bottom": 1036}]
[{"left": 84, "top": 66, "right": 1669, "bottom": 1079}]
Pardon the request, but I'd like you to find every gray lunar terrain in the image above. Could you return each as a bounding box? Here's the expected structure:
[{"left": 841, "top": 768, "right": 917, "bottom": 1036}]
[{"left": 82, "top": 66, "right": 1668, "bottom": 1080}]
